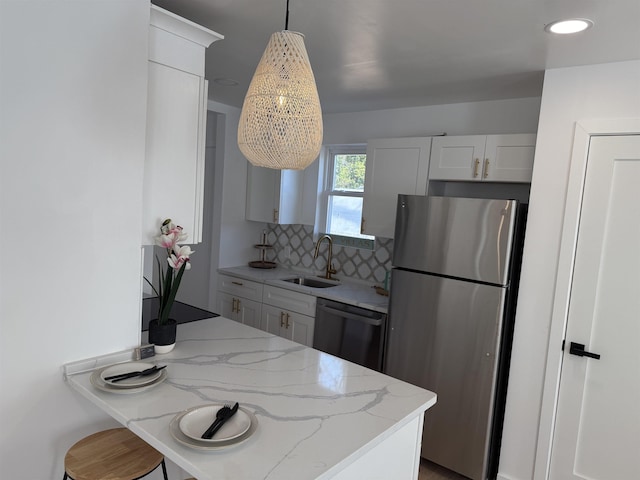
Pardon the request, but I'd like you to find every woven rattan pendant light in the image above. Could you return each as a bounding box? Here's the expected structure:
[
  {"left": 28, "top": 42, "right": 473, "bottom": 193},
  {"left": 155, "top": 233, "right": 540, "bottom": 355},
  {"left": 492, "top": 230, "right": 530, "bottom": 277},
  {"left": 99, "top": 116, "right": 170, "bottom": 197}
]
[{"left": 237, "top": 0, "right": 323, "bottom": 170}]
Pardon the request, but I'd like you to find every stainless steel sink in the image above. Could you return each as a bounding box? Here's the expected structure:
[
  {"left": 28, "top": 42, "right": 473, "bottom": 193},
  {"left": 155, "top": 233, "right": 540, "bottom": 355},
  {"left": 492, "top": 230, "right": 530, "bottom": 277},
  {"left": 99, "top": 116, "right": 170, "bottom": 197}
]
[{"left": 282, "top": 276, "right": 339, "bottom": 288}]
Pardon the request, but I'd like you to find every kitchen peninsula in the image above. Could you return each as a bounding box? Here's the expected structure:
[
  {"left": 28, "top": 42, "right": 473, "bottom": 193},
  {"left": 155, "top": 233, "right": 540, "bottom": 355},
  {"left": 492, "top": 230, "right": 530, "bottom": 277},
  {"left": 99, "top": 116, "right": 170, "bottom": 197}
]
[{"left": 64, "top": 317, "right": 436, "bottom": 480}]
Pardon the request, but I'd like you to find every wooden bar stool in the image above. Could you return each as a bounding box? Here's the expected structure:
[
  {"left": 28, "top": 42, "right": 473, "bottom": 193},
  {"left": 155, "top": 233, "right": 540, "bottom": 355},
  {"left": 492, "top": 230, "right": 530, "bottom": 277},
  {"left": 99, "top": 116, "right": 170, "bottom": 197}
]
[{"left": 63, "top": 428, "right": 168, "bottom": 480}]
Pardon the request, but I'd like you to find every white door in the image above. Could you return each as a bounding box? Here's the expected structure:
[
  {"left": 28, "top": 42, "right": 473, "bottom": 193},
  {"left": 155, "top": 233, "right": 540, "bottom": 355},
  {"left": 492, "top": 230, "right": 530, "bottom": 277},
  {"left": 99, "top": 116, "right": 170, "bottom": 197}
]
[{"left": 549, "top": 135, "right": 640, "bottom": 479}]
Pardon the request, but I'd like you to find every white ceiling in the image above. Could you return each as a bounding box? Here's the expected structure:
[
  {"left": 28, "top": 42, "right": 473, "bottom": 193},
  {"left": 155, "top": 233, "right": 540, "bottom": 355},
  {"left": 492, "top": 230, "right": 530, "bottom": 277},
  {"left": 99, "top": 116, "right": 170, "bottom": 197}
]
[{"left": 154, "top": 0, "right": 640, "bottom": 114}]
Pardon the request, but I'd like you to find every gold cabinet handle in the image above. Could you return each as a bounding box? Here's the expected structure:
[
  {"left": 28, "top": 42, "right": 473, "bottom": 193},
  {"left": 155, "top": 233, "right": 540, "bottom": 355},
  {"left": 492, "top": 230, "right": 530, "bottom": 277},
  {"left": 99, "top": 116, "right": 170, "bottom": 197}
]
[
  {"left": 232, "top": 281, "right": 243, "bottom": 286},
  {"left": 236, "top": 299, "right": 241, "bottom": 313},
  {"left": 232, "top": 298, "right": 238, "bottom": 313},
  {"left": 280, "top": 312, "right": 286, "bottom": 328},
  {"left": 273, "top": 209, "right": 279, "bottom": 223},
  {"left": 285, "top": 313, "right": 290, "bottom": 329},
  {"left": 483, "top": 159, "right": 489, "bottom": 178},
  {"left": 473, "top": 158, "right": 480, "bottom": 178},
  {"left": 361, "top": 217, "right": 366, "bottom": 234}
]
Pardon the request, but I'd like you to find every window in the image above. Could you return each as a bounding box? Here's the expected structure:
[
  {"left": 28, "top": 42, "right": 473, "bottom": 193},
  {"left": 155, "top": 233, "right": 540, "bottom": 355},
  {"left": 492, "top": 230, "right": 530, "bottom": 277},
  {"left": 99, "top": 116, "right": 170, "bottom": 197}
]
[{"left": 318, "top": 145, "right": 374, "bottom": 248}]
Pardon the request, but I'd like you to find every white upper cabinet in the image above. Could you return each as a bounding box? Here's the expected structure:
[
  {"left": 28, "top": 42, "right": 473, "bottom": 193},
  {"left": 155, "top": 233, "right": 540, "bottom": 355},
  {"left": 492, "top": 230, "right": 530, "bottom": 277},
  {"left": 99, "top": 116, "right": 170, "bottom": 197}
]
[
  {"left": 429, "top": 134, "right": 536, "bottom": 183},
  {"left": 245, "top": 160, "right": 319, "bottom": 225},
  {"left": 142, "top": 6, "right": 223, "bottom": 245},
  {"left": 361, "top": 137, "right": 432, "bottom": 238}
]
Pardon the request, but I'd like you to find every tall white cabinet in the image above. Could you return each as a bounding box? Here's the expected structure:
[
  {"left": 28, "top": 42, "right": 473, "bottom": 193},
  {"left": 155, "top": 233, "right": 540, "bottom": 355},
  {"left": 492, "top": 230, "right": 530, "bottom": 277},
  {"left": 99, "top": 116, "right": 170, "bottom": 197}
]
[
  {"left": 142, "top": 6, "right": 223, "bottom": 245},
  {"left": 361, "top": 137, "right": 432, "bottom": 238}
]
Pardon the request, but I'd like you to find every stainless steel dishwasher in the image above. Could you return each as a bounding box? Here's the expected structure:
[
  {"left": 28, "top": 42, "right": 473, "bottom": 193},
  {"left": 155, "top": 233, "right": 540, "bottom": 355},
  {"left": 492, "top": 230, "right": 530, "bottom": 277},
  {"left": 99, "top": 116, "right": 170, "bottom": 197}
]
[{"left": 313, "top": 298, "right": 387, "bottom": 371}]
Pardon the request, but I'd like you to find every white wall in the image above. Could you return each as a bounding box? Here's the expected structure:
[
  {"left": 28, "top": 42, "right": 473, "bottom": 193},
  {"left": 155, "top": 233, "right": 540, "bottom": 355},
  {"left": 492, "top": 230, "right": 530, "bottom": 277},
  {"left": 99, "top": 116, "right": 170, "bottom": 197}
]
[
  {"left": 323, "top": 97, "right": 542, "bottom": 144},
  {"left": 498, "top": 60, "right": 640, "bottom": 480},
  {"left": 206, "top": 100, "right": 266, "bottom": 311},
  {"left": 0, "top": 1, "right": 152, "bottom": 478}
]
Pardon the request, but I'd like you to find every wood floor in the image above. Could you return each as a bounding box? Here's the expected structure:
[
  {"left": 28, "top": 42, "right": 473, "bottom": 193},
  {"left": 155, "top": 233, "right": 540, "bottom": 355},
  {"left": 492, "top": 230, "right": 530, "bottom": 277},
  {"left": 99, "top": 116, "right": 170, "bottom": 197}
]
[{"left": 418, "top": 459, "right": 470, "bottom": 480}]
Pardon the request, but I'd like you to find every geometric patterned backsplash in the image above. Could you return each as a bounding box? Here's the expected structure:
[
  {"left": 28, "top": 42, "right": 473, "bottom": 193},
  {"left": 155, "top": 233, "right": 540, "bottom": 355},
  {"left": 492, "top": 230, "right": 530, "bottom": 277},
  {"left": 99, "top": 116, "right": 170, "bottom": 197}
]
[{"left": 260, "top": 224, "right": 394, "bottom": 285}]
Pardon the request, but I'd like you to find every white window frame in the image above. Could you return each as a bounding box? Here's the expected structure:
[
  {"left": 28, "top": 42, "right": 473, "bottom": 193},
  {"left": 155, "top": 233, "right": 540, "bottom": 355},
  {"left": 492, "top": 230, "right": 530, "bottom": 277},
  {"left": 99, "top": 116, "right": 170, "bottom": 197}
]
[{"left": 316, "top": 144, "right": 374, "bottom": 248}]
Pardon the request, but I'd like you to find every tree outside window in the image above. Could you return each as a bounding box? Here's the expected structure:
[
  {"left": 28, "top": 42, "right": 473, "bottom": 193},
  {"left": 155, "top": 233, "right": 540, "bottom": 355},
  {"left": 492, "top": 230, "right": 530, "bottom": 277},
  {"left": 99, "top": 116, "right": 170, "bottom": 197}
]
[{"left": 320, "top": 146, "right": 374, "bottom": 247}]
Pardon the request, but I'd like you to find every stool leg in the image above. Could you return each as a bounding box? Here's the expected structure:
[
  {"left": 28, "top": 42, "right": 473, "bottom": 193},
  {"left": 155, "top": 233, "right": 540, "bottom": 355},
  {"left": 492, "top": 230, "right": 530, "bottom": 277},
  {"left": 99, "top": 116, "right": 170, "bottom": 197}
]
[
  {"left": 62, "top": 474, "right": 68, "bottom": 480},
  {"left": 161, "top": 458, "right": 168, "bottom": 480}
]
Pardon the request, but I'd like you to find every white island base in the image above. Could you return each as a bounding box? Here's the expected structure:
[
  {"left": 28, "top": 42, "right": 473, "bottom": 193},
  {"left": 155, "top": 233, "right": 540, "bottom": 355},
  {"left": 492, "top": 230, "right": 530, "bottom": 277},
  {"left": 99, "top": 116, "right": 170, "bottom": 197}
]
[{"left": 64, "top": 317, "right": 436, "bottom": 480}]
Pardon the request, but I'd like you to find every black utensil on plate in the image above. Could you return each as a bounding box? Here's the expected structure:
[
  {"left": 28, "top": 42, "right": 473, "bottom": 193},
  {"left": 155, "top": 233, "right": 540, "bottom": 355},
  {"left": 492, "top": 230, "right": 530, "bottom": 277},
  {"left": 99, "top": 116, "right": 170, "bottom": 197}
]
[
  {"left": 104, "top": 365, "right": 166, "bottom": 382},
  {"left": 201, "top": 402, "right": 239, "bottom": 439}
]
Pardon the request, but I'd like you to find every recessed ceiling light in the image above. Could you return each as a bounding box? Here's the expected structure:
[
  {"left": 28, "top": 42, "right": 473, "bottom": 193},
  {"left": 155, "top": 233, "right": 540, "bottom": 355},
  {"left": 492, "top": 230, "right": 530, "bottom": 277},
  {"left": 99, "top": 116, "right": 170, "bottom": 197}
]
[
  {"left": 213, "top": 77, "right": 239, "bottom": 87},
  {"left": 545, "top": 18, "right": 594, "bottom": 35}
]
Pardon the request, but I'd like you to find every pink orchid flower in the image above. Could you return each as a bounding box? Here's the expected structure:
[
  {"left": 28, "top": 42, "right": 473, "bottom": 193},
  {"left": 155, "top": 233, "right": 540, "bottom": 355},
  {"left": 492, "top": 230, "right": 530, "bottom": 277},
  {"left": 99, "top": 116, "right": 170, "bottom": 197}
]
[
  {"left": 145, "top": 218, "right": 196, "bottom": 328},
  {"left": 155, "top": 232, "right": 177, "bottom": 249},
  {"left": 167, "top": 245, "right": 195, "bottom": 271},
  {"left": 160, "top": 220, "right": 188, "bottom": 242}
]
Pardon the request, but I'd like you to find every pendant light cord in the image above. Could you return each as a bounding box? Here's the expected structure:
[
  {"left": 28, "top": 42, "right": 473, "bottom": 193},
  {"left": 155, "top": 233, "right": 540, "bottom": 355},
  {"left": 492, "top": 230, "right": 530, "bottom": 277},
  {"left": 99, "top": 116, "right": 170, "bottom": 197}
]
[{"left": 285, "top": 0, "right": 290, "bottom": 30}]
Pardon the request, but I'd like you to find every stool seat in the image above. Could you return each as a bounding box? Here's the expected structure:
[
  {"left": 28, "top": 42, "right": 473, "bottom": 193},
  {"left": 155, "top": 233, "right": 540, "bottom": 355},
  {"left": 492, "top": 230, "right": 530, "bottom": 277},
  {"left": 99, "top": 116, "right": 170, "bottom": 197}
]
[{"left": 64, "top": 428, "right": 166, "bottom": 480}]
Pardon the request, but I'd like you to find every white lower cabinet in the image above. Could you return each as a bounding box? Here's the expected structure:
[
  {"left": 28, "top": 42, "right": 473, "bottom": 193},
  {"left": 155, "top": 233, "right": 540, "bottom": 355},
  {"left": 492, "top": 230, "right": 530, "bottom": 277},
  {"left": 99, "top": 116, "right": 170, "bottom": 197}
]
[
  {"left": 261, "top": 304, "right": 315, "bottom": 346},
  {"left": 216, "top": 275, "right": 263, "bottom": 329},
  {"left": 261, "top": 285, "right": 316, "bottom": 347},
  {"left": 217, "top": 276, "right": 316, "bottom": 347},
  {"left": 217, "top": 292, "right": 262, "bottom": 329}
]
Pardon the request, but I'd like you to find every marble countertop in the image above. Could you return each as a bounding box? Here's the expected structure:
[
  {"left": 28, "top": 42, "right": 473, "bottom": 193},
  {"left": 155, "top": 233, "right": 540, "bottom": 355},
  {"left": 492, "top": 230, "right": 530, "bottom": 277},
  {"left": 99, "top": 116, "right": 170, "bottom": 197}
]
[
  {"left": 219, "top": 266, "right": 390, "bottom": 313},
  {"left": 64, "top": 318, "right": 436, "bottom": 480}
]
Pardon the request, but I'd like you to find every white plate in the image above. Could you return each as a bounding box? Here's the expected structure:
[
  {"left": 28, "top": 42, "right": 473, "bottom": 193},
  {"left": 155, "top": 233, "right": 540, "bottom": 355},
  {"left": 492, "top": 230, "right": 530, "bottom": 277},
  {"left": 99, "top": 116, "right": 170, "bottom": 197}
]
[
  {"left": 170, "top": 406, "right": 258, "bottom": 451},
  {"left": 179, "top": 404, "right": 251, "bottom": 443},
  {"left": 100, "top": 362, "right": 162, "bottom": 388},
  {"left": 90, "top": 366, "right": 167, "bottom": 394}
]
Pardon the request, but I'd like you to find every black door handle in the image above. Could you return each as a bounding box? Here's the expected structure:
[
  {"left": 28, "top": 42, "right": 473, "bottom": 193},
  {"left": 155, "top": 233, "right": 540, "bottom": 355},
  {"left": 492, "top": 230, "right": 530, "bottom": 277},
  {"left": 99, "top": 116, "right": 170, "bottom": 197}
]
[{"left": 569, "top": 342, "right": 601, "bottom": 360}]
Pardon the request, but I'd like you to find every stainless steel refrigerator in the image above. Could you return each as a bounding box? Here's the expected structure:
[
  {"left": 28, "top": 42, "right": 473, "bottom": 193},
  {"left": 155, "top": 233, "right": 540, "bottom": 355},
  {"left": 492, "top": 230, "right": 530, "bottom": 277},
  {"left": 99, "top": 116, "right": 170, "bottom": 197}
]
[{"left": 384, "top": 195, "right": 526, "bottom": 480}]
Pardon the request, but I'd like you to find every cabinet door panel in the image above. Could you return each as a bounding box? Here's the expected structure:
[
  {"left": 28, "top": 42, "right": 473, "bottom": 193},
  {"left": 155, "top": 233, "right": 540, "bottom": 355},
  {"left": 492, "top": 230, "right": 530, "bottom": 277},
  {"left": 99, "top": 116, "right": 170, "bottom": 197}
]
[
  {"left": 246, "top": 165, "right": 279, "bottom": 223},
  {"left": 245, "top": 166, "right": 312, "bottom": 224},
  {"left": 143, "top": 62, "right": 202, "bottom": 244},
  {"left": 429, "top": 135, "right": 486, "bottom": 181},
  {"left": 217, "top": 292, "right": 237, "bottom": 321},
  {"left": 261, "top": 305, "right": 285, "bottom": 336},
  {"left": 362, "top": 137, "right": 432, "bottom": 238},
  {"left": 238, "top": 298, "right": 262, "bottom": 329},
  {"left": 484, "top": 134, "right": 536, "bottom": 183},
  {"left": 287, "top": 312, "right": 315, "bottom": 347}
]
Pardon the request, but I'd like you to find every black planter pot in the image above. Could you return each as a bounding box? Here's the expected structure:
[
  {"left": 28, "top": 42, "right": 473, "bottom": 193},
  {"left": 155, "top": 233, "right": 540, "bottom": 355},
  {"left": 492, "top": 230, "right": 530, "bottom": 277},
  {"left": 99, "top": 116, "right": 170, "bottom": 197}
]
[{"left": 148, "top": 319, "right": 177, "bottom": 346}]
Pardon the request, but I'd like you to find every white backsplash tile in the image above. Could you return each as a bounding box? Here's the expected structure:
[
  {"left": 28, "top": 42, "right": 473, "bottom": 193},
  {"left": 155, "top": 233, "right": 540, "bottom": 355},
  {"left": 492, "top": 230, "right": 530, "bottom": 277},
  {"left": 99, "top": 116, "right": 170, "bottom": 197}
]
[{"left": 265, "top": 224, "right": 393, "bottom": 284}]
